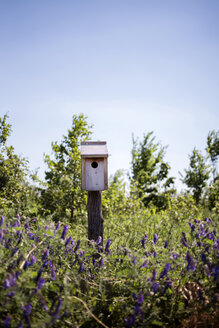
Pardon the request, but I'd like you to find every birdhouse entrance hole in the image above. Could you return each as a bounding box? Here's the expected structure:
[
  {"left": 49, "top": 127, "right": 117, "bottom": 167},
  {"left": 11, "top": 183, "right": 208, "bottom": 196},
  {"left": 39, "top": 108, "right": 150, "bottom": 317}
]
[{"left": 91, "top": 161, "right": 98, "bottom": 169}]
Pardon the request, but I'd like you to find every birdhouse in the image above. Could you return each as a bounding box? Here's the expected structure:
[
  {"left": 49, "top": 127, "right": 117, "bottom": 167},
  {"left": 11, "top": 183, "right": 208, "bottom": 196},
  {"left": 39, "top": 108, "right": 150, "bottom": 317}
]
[{"left": 81, "top": 141, "right": 108, "bottom": 191}]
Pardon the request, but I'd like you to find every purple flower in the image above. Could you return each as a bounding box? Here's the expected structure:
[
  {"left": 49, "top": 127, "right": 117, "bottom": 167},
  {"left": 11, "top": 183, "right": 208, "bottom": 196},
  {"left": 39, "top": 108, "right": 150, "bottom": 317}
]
[
  {"left": 48, "top": 260, "right": 53, "bottom": 268},
  {"left": 24, "top": 222, "right": 30, "bottom": 231},
  {"left": 43, "top": 260, "right": 48, "bottom": 268},
  {"left": 12, "top": 247, "right": 19, "bottom": 256},
  {"left": 65, "top": 237, "right": 72, "bottom": 247},
  {"left": 16, "top": 271, "right": 20, "bottom": 279},
  {"left": 205, "top": 218, "right": 211, "bottom": 225},
  {"left": 212, "top": 266, "right": 219, "bottom": 282},
  {"left": 153, "top": 234, "right": 158, "bottom": 244},
  {"left": 162, "top": 279, "right": 172, "bottom": 294},
  {"left": 134, "top": 303, "right": 140, "bottom": 315},
  {"left": 182, "top": 232, "right": 187, "bottom": 240},
  {"left": 4, "top": 274, "right": 17, "bottom": 289},
  {"left": 61, "top": 225, "right": 68, "bottom": 240},
  {"left": 189, "top": 222, "right": 195, "bottom": 232},
  {"left": 51, "top": 298, "right": 63, "bottom": 318},
  {"left": 164, "top": 241, "right": 168, "bottom": 248},
  {"left": 152, "top": 282, "right": 160, "bottom": 293},
  {"left": 159, "top": 263, "right": 171, "bottom": 279},
  {"left": 132, "top": 293, "right": 137, "bottom": 300},
  {"left": 35, "top": 267, "right": 43, "bottom": 283},
  {"left": 137, "top": 291, "right": 144, "bottom": 304},
  {"left": 24, "top": 261, "right": 31, "bottom": 270},
  {"left": 79, "top": 250, "right": 84, "bottom": 258},
  {"left": 132, "top": 256, "right": 137, "bottom": 265},
  {"left": 31, "top": 256, "right": 36, "bottom": 265},
  {"left": 140, "top": 234, "right": 148, "bottom": 248},
  {"left": 125, "top": 314, "right": 136, "bottom": 327},
  {"left": 40, "top": 297, "right": 49, "bottom": 311},
  {"left": 42, "top": 249, "right": 49, "bottom": 261},
  {"left": 151, "top": 269, "right": 157, "bottom": 281},
  {"left": 7, "top": 291, "right": 15, "bottom": 297},
  {"left": 22, "top": 304, "right": 32, "bottom": 316},
  {"left": 13, "top": 219, "right": 20, "bottom": 227},
  {"left": 186, "top": 252, "right": 196, "bottom": 271},
  {"left": 173, "top": 253, "right": 179, "bottom": 260},
  {"left": 79, "top": 262, "right": 83, "bottom": 273},
  {"left": 3, "top": 316, "right": 11, "bottom": 328},
  {"left": 105, "top": 239, "right": 111, "bottom": 254},
  {"left": 96, "top": 236, "right": 102, "bottom": 245},
  {"left": 207, "top": 233, "right": 215, "bottom": 241},
  {"left": 99, "top": 258, "right": 104, "bottom": 267},
  {"left": 54, "top": 222, "right": 60, "bottom": 235},
  {"left": 74, "top": 239, "right": 81, "bottom": 252},
  {"left": 140, "top": 239, "right": 145, "bottom": 248},
  {"left": 51, "top": 267, "right": 56, "bottom": 280},
  {"left": 4, "top": 278, "right": 11, "bottom": 289},
  {"left": 213, "top": 239, "right": 219, "bottom": 256},
  {"left": 141, "top": 260, "right": 148, "bottom": 268},
  {"left": 201, "top": 253, "right": 206, "bottom": 262},
  {"left": 38, "top": 278, "right": 45, "bottom": 289},
  {"left": 22, "top": 303, "right": 32, "bottom": 328},
  {"left": 0, "top": 215, "right": 4, "bottom": 226},
  {"left": 180, "top": 237, "right": 188, "bottom": 247},
  {"left": 199, "top": 223, "right": 204, "bottom": 231},
  {"left": 28, "top": 232, "right": 34, "bottom": 240}
]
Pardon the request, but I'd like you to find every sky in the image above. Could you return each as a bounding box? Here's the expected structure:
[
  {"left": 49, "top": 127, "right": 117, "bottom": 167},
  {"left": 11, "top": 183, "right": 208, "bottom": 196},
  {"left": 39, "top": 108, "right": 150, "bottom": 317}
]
[{"left": 0, "top": 0, "right": 218, "bottom": 190}]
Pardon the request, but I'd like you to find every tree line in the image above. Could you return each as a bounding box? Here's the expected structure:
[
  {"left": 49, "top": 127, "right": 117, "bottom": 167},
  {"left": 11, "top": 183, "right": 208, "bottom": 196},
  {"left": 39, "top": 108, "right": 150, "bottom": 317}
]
[{"left": 0, "top": 113, "right": 218, "bottom": 220}]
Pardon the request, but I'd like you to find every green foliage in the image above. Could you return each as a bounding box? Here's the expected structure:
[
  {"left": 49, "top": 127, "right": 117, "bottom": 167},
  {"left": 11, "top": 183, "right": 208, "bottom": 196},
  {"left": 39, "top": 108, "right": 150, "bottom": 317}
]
[
  {"left": 102, "top": 170, "right": 128, "bottom": 217},
  {"left": 0, "top": 113, "right": 12, "bottom": 146},
  {"left": 0, "top": 114, "right": 40, "bottom": 216},
  {"left": 0, "top": 207, "right": 218, "bottom": 328},
  {"left": 130, "top": 132, "right": 175, "bottom": 210},
  {"left": 180, "top": 148, "right": 211, "bottom": 205},
  {"left": 206, "top": 130, "right": 219, "bottom": 182},
  {"left": 205, "top": 179, "right": 219, "bottom": 213},
  {"left": 41, "top": 114, "right": 92, "bottom": 221},
  {"left": 1, "top": 113, "right": 219, "bottom": 327}
]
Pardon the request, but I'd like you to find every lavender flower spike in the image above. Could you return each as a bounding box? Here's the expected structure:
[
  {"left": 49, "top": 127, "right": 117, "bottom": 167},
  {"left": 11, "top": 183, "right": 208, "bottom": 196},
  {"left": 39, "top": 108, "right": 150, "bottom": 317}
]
[
  {"left": 61, "top": 225, "right": 68, "bottom": 240},
  {"left": 153, "top": 233, "right": 158, "bottom": 244},
  {"left": 0, "top": 215, "right": 4, "bottom": 226},
  {"left": 54, "top": 222, "right": 60, "bottom": 235},
  {"left": 51, "top": 298, "right": 63, "bottom": 318},
  {"left": 105, "top": 239, "right": 111, "bottom": 253},
  {"left": 186, "top": 252, "right": 196, "bottom": 271},
  {"left": 137, "top": 291, "right": 144, "bottom": 304},
  {"left": 3, "top": 316, "right": 11, "bottom": 328}
]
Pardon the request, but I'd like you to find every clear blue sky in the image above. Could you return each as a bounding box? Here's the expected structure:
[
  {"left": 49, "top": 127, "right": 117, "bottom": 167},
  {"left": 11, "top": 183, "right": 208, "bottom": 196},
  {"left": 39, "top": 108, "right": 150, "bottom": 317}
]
[{"left": 0, "top": 0, "right": 218, "bottom": 189}]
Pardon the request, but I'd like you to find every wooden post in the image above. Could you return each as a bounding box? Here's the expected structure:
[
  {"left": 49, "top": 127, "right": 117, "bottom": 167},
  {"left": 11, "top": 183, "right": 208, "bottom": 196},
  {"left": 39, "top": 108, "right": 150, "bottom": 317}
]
[{"left": 87, "top": 191, "right": 104, "bottom": 245}]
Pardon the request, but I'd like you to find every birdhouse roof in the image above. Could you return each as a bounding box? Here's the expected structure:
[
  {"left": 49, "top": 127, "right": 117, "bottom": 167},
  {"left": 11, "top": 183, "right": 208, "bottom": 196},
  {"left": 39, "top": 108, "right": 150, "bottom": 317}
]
[{"left": 81, "top": 141, "right": 108, "bottom": 158}]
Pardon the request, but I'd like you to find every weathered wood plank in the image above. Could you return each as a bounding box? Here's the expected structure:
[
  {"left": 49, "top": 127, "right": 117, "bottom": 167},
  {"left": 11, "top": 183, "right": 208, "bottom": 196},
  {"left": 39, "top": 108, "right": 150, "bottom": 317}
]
[{"left": 87, "top": 191, "right": 103, "bottom": 244}]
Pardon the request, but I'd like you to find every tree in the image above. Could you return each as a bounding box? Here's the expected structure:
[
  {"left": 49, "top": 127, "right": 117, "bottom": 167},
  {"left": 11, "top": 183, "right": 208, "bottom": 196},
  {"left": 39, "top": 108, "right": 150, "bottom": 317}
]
[
  {"left": 42, "top": 114, "right": 92, "bottom": 221},
  {"left": 180, "top": 148, "right": 211, "bottom": 204},
  {"left": 130, "top": 132, "right": 175, "bottom": 209},
  {"left": 102, "top": 170, "right": 127, "bottom": 217},
  {"left": 0, "top": 114, "right": 38, "bottom": 215},
  {"left": 206, "top": 130, "right": 219, "bottom": 182}
]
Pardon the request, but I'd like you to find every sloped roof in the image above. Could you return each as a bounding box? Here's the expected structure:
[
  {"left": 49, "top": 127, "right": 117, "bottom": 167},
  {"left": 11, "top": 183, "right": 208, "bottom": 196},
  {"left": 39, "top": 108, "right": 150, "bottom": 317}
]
[{"left": 81, "top": 141, "right": 108, "bottom": 158}]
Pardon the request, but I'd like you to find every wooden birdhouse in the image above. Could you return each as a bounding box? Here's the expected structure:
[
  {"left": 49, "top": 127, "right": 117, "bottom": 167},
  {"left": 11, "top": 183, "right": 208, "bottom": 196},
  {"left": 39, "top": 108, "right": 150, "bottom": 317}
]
[{"left": 81, "top": 141, "right": 108, "bottom": 191}]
